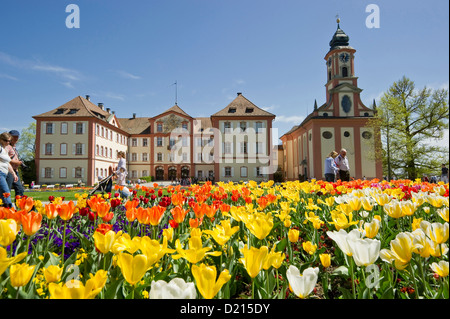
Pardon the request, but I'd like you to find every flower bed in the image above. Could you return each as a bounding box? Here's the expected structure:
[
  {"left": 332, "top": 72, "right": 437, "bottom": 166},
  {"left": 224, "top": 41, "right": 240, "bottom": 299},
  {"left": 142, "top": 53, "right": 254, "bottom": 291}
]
[{"left": 0, "top": 179, "right": 448, "bottom": 299}]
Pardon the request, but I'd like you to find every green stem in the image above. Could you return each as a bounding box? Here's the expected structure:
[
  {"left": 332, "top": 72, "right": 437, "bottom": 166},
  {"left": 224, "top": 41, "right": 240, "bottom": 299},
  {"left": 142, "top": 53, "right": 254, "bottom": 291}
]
[
  {"left": 409, "top": 262, "right": 419, "bottom": 299},
  {"left": 61, "top": 221, "right": 67, "bottom": 265},
  {"left": 348, "top": 255, "right": 356, "bottom": 299}
]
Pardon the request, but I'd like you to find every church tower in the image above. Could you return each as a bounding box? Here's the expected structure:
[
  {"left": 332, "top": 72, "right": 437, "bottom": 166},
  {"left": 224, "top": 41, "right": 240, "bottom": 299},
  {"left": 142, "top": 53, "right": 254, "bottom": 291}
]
[
  {"left": 280, "top": 19, "right": 383, "bottom": 181},
  {"left": 322, "top": 19, "right": 370, "bottom": 118}
]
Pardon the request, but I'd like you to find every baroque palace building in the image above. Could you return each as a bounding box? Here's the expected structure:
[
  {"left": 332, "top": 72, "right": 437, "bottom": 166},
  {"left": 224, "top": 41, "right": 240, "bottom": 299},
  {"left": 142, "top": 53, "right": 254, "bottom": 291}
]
[
  {"left": 280, "top": 21, "right": 383, "bottom": 181},
  {"left": 33, "top": 93, "right": 276, "bottom": 186}
]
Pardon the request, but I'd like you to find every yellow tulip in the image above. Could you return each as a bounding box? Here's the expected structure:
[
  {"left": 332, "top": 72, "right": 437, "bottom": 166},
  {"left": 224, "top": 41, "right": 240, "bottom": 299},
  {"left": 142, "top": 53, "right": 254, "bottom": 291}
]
[
  {"left": 360, "top": 197, "right": 374, "bottom": 211},
  {"left": 411, "top": 229, "right": 433, "bottom": 258},
  {"left": 437, "top": 207, "right": 449, "bottom": 222},
  {"left": 10, "top": 263, "right": 36, "bottom": 288},
  {"left": 172, "top": 236, "right": 220, "bottom": 264},
  {"left": 191, "top": 263, "right": 231, "bottom": 299},
  {"left": 48, "top": 270, "right": 107, "bottom": 299},
  {"left": 347, "top": 197, "right": 362, "bottom": 211},
  {"left": 0, "top": 247, "right": 27, "bottom": 276},
  {"left": 244, "top": 212, "right": 273, "bottom": 240},
  {"left": 401, "top": 201, "right": 416, "bottom": 216},
  {"left": 288, "top": 228, "right": 299, "bottom": 243},
  {"left": 0, "top": 219, "right": 19, "bottom": 247},
  {"left": 117, "top": 253, "right": 149, "bottom": 286},
  {"left": 373, "top": 193, "right": 392, "bottom": 206},
  {"left": 319, "top": 253, "right": 331, "bottom": 268},
  {"left": 430, "top": 261, "right": 449, "bottom": 277},
  {"left": 364, "top": 219, "right": 380, "bottom": 239},
  {"left": 302, "top": 241, "right": 317, "bottom": 255},
  {"left": 138, "top": 236, "right": 175, "bottom": 268},
  {"left": 93, "top": 230, "right": 118, "bottom": 254},
  {"left": 329, "top": 211, "right": 359, "bottom": 230},
  {"left": 162, "top": 227, "right": 174, "bottom": 241},
  {"left": 263, "top": 245, "right": 285, "bottom": 270},
  {"left": 411, "top": 217, "right": 423, "bottom": 231},
  {"left": 380, "top": 232, "right": 418, "bottom": 270},
  {"left": 203, "top": 219, "right": 239, "bottom": 246},
  {"left": 111, "top": 233, "right": 141, "bottom": 255},
  {"left": 427, "top": 195, "right": 445, "bottom": 208},
  {"left": 383, "top": 201, "right": 403, "bottom": 219},
  {"left": 239, "top": 245, "right": 268, "bottom": 278},
  {"left": 44, "top": 265, "right": 63, "bottom": 283},
  {"left": 420, "top": 221, "right": 449, "bottom": 245}
]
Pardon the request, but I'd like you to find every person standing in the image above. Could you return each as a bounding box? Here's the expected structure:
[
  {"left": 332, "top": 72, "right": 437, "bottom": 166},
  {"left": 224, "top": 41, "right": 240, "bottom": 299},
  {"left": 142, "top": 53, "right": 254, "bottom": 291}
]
[
  {"left": 335, "top": 148, "right": 350, "bottom": 182},
  {"left": 324, "top": 151, "right": 339, "bottom": 182},
  {"left": 5, "top": 130, "right": 24, "bottom": 197},
  {"left": 441, "top": 164, "right": 449, "bottom": 183},
  {"left": 0, "top": 132, "right": 18, "bottom": 207},
  {"left": 114, "top": 151, "right": 129, "bottom": 197}
]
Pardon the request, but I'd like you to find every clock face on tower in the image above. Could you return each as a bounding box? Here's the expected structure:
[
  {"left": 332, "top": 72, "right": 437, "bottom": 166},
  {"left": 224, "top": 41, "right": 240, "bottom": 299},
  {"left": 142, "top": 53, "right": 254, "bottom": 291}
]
[{"left": 339, "top": 53, "right": 350, "bottom": 63}]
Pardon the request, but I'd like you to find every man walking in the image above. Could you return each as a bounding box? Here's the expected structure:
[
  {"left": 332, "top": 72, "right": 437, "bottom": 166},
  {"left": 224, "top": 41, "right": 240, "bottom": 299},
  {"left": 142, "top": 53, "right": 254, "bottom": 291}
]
[
  {"left": 335, "top": 148, "right": 350, "bottom": 182},
  {"left": 6, "top": 130, "right": 24, "bottom": 197}
]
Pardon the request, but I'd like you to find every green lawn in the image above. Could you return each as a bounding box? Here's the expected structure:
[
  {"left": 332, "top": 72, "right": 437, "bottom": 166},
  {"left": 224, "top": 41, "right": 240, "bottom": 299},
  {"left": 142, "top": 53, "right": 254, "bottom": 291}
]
[{"left": 16, "top": 189, "right": 92, "bottom": 202}]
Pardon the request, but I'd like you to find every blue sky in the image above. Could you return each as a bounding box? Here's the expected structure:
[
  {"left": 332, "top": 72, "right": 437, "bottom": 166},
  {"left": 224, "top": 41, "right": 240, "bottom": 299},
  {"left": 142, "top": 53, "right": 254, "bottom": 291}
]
[{"left": 0, "top": 0, "right": 448, "bottom": 146}]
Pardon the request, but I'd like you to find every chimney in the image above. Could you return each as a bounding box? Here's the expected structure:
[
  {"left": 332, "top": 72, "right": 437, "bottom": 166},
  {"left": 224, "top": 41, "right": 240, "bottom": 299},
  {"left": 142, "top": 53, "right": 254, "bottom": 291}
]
[
  {"left": 237, "top": 92, "right": 242, "bottom": 96},
  {"left": 106, "top": 108, "right": 111, "bottom": 113},
  {"left": 85, "top": 95, "right": 90, "bottom": 101},
  {"left": 98, "top": 103, "right": 104, "bottom": 110},
  {"left": 112, "top": 111, "right": 115, "bottom": 115},
  {"left": 133, "top": 113, "right": 136, "bottom": 119}
]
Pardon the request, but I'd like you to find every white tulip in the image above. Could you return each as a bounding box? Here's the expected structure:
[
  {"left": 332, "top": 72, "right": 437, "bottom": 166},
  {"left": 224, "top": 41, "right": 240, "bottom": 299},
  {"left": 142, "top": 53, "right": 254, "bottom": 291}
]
[
  {"left": 149, "top": 278, "right": 197, "bottom": 299},
  {"left": 286, "top": 265, "right": 319, "bottom": 299},
  {"left": 347, "top": 237, "right": 381, "bottom": 267},
  {"left": 327, "top": 228, "right": 364, "bottom": 256}
]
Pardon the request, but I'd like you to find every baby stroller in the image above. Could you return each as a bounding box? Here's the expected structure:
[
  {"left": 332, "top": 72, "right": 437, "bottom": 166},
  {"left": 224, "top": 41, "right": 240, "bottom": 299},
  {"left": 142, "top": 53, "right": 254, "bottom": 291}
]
[{"left": 89, "top": 174, "right": 114, "bottom": 196}]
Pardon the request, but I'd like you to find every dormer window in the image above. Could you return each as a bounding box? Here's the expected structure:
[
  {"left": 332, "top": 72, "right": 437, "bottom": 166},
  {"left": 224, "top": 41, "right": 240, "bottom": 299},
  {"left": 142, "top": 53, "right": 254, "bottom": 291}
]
[
  {"left": 245, "top": 107, "right": 254, "bottom": 113},
  {"left": 228, "top": 108, "right": 236, "bottom": 113},
  {"left": 68, "top": 108, "right": 79, "bottom": 114},
  {"left": 54, "top": 108, "right": 66, "bottom": 114}
]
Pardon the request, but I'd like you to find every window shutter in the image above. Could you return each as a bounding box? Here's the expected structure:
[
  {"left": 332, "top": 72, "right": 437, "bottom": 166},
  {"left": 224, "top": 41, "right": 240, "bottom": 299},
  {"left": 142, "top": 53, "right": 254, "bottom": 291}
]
[
  {"left": 51, "top": 144, "right": 54, "bottom": 155},
  {"left": 73, "top": 123, "right": 76, "bottom": 134},
  {"left": 82, "top": 144, "right": 85, "bottom": 155},
  {"left": 72, "top": 144, "right": 76, "bottom": 155},
  {"left": 41, "top": 144, "right": 45, "bottom": 155},
  {"left": 222, "top": 167, "right": 225, "bottom": 177},
  {"left": 81, "top": 168, "right": 85, "bottom": 178},
  {"left": 51, "top": 168, "right": 54, "bottom": 178},
  {"left": 41, "top": 168, "right": 45, "bottom": 178},
  {"left": 231, "top": 167, "right": 234, "bottom": 177},
  {"left": 82, "top": 123, "right": 86, "bottom": 134},
  {"left": 72, "top": 168, "right": 76, "bottom": 178}
]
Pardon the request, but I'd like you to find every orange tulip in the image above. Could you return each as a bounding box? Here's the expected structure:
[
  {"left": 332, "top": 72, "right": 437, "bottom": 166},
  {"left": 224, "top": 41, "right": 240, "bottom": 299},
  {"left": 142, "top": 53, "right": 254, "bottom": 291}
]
[
  {"left": 20, "top": 211, "right": 43, "bottom": 236},
  {"left": 44, "top": 203, "right": 58, "bottom": 220},
  {"left": 196, "top": 194, "right": 208, "bottom": 205},
  {"left": 86, "top": 196, "right": 101, "bottom": 212},
  {"left": 57, "top": 201, "right": 76, "bottom": 221},
  {"left": 171, "top": 193, "right": 185, "bottom": 206},
  {"left": 189, "top": 217, "right": 203, "bottom": 228},
  {"left": 257, "top": 196, "right": 269, "bottom": 209},
  {"left": 171, "top": 206, "right": 189, "bottom": 224},
  {"left": 96, "top": 202, "right": 111, "bottom": 218},
  {"left": 124, "top": 199, "right": 139, "bottom": 211},
  {"left": 0, "top": 207, "right": 15, "bottom": 219},
  {"left": 126, "top": 207, "right": 137, "bottom": 222},
  {"left": 148, "top": 206, "right": 166, "bottom": 226},
  {"left": 3, "top": 193, "right": 10, "bottom": 198},
  {"left": 136, "top": 207, "right": 151, "bottom": 225},
  {"left": 16, "top": 197, "right": 34, "bottom": 213}
]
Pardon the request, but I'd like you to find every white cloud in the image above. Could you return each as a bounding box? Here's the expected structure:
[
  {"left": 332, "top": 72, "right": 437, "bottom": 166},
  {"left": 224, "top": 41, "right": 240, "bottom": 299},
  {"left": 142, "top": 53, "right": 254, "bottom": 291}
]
[
  {"left": 116, "top": 70, "right": 142, "bottom": 80},
  {"left": 0, "top": 73, "right": 19, "bottom": 81},
  {"left": 0, "top": 51, "right": 82, "bottom": 82}
]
